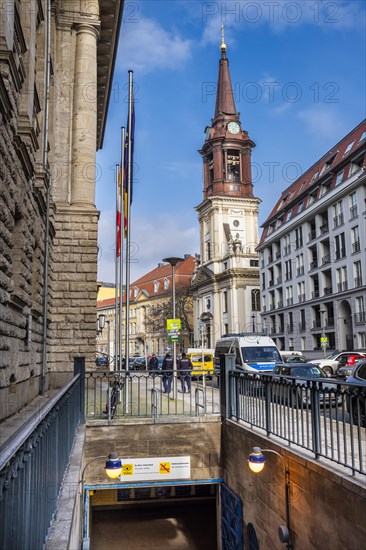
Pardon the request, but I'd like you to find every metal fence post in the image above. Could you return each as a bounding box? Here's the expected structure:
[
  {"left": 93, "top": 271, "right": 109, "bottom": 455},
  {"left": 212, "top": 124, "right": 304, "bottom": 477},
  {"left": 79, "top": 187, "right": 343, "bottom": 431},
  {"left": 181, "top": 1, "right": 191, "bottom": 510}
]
[
  {"left": 220, "top": 354, "right": 235, "bottom": 420},
  {"left": 74, "top": 357, "right": 85, "bottom": 423},
  {"left": 311, "top": 381, "right": 321, "bottom": 458}
]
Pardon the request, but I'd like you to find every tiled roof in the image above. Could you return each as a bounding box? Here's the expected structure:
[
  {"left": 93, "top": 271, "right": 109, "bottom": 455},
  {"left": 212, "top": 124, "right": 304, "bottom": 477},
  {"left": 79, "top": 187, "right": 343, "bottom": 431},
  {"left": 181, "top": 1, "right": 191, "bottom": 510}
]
[
  {"left": 97, "top": 255, "right": 195, "bottom": 308},
  {"left": 259, "top": 119, "right": 366, "bottom": 245}
]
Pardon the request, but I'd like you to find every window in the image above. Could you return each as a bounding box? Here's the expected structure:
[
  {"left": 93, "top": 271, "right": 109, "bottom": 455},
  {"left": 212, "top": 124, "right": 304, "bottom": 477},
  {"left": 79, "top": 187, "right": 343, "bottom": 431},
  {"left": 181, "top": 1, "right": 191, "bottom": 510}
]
[
  {"left": 298, "top": 281, "right": 305, "bottom": 302},
  {"left": 320, "top": 151, "right": 338, "bottom": 175},
  {"left": 358, "top": 333, "right": 366, "bottom": 348},
  {"left": 310, "top": 171, "right": 319, "bottom": 183},
  {"left": 334, "top": 233, "right": 346, "bottom": 260},
  {"left": 335, "top": 170, "right": 344, "bottom": 185},
  {"left": 360, "top": 130, "right": 366, "bottom": 142},
  {"left": 295, "top": 227, "right": 303, "bottom": 248},
  {"left": 285, "top": 286, "right": 293, "bottom": 306},
  {"left": 319, "top": 179, "right": 331, "bottom": 197},
  {"left": 251, "top": 289, "right": 260, "bottom": 311},
  {"left": 285, "top": 211, "right": 292, "bottom": 222},
  {"left": 153, "top": 280, "right": 159, "bottom": 293},
  {"left": 297, "top": 201, "right": 304, "bottom": 214},
  {"left": 250, "top": 259, "right": 259, "bottom": 267},
  {"left": 227, "top": 149, "right": 240, "bottom": 182},
  {"left": 134, "top": 287, "right": 138, "bottom": 297},
  {"left": 351, "top": 226, "right": 360, "bottom": 253},
  {"left": 298, "top": 180, "right": 306, "bottom": 193},
  {"left": 285, "top": 260, "right": 292, "bottom": 281},
  {"left": 163, "top": 277, "right": 169, "bottom": 290},
  {"left": 206, "top": 241, "right": 211, "bottom": 260},
  {"left": 223, "top": 291, "right": 228, "bottom": 313},
  {"left": 349, "top": 192, "right": 358, "bottom": 219},
  {"left": 343, "top": 140, "right": 354, "bottom": 155},
  {"left": 296, "top": 254, "right": 304, "bottom": 276},
  {"left": 336, "top": 266, "right": 347, "bottom": 292},
  {"left": 354, "top": 261, "right": 362, "bottom": 287}
]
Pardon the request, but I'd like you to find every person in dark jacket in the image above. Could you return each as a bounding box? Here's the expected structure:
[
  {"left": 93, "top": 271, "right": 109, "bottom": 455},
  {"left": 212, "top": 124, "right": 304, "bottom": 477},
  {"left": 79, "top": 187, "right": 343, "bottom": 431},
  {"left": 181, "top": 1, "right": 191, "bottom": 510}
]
[
  {"left": 147, "top": 354, "right": 159, "bottom": 377},
  {"left": 161, "top": 353, "right": 174, "bottom": 394},
  {"left": 177, "top": 352, "right": 192, "bottom": 393}
]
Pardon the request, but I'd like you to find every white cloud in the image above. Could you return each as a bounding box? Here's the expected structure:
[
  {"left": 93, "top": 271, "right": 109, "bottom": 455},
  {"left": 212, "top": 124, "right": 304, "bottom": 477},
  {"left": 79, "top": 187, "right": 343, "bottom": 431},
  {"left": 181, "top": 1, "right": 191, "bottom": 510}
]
[
  {"left": 118, "top": 17, "right": 192, "bottom": 74},
  {"left": 297, "top": 106, "right": 346, "bottom": 142},
  {"left": 97, "top": 211, "right": 199, "bottom": 284}
]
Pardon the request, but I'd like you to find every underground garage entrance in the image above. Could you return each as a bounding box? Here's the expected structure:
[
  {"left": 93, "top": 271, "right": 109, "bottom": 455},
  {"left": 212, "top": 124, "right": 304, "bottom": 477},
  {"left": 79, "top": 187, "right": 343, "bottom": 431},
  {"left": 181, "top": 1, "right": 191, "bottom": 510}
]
[{"left": 88, "top": 483, "right": 218, "bottom": 550}]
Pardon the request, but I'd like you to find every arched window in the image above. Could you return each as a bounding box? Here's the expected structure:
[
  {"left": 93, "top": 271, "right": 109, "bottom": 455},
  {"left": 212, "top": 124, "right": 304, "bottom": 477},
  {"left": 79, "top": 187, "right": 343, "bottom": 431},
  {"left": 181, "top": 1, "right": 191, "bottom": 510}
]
[
  {"left": 154, "top": 280, "right": 159, "bottom": 293},
  {"left": 251, "top": 289, "right": 260, "bottom": 311},
  {"left": 163, "top": 277, "right": 169, "bottom": 290}
]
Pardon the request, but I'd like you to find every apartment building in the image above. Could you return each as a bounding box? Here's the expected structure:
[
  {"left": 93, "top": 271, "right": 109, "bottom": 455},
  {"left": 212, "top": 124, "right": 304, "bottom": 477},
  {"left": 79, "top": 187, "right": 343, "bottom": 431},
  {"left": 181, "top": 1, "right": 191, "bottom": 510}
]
[{"left": 258, "top": 120, "right": 366, "bottom": 355}]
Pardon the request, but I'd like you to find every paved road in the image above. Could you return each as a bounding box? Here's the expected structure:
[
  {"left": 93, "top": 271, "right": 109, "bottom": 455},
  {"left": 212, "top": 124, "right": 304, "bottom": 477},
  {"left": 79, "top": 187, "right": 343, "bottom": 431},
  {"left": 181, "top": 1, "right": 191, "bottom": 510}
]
[{"left": 91, "top": 499, "right": 217, "bottom": 550}]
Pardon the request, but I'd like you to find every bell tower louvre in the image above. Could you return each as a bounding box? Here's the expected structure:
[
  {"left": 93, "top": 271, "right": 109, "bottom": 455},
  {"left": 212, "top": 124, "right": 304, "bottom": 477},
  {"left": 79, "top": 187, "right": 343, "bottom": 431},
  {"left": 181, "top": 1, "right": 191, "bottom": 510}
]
[
  {"left": 200, "top": 29, "right": 256, "bottom": 200},
  {"left": 191, "top": 28, "right": 261, "bottom": 347}
]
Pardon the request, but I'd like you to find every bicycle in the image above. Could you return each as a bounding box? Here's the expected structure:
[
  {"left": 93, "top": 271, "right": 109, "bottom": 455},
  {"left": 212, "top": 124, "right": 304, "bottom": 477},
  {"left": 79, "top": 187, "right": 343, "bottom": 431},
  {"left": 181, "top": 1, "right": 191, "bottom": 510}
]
[{"left": 105, "top": 377, "right": 125, "bottom": 418}]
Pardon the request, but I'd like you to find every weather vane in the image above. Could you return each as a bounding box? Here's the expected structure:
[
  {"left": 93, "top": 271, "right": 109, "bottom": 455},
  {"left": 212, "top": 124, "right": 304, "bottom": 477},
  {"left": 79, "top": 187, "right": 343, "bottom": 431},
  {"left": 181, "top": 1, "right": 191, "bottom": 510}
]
[{"left": 221, "top": 24, "right": 226, "bottom": 52}]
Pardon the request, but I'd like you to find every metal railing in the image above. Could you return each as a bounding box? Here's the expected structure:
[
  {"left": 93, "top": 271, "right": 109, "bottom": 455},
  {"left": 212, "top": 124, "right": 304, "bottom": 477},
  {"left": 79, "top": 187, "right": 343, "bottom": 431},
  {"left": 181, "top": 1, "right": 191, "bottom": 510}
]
[
  {"left": 226, "top": 369, "right": 365, "bottom": 476},
  {"left": 0, "top": 372, "right": 83, "bottom": 550},
  {"left": 84, "top": 370, "right": 220, "bottom": 419}
]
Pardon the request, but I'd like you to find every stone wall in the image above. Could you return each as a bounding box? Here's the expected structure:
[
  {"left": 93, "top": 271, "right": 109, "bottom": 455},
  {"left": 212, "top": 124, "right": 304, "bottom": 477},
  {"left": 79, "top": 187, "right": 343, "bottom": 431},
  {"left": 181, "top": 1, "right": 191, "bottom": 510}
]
[
  {"left": 222, "top": 420, "right": 366, "bottom": 550},
  {"left": 84, "top": 418, "right": 222, "bottom": 485}
]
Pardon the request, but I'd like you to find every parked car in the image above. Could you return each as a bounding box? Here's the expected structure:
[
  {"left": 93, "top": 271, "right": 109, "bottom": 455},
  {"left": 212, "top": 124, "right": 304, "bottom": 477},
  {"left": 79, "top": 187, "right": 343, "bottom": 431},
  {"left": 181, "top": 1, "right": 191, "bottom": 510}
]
[
  {"left": 309, "top": 351, "right": 366, "bottom": 376},
  {"left": 95, "top": 354, "right": 109, "bottom": 369},
  {"left": 271, "top": 363, "right": 340, "bottom": 407},
  {"left": 284, "top": 355, "right": 309, "bottom": 364},
  {"left": 346, "top": 359, "right": 366, "bottom": 427}
]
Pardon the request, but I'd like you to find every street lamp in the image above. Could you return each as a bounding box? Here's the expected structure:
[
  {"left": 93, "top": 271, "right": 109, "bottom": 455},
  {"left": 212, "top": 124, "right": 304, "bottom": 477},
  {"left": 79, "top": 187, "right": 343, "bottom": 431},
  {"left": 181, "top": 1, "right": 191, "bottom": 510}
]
[
  {"left": 98, "top": 314, "right": 112, "bottom": 367},
  {"left": 252, "top": 313, "right": 256, "bottom": 332},
  {"left": 81, "top": 452, "right": 122, "bottom": 548},
  {"left": 248, "top": 447, "right": 292, "bottom": 549},
  {"left": 162, "top": 256, "right": 184, "bottom": 399}
]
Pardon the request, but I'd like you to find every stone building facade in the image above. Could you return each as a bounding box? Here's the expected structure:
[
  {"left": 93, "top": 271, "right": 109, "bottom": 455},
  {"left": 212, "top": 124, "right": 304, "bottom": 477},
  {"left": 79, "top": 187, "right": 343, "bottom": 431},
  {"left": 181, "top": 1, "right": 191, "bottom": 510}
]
[{"left": 0, "top": 0, "right": 123, "bottom": 420}]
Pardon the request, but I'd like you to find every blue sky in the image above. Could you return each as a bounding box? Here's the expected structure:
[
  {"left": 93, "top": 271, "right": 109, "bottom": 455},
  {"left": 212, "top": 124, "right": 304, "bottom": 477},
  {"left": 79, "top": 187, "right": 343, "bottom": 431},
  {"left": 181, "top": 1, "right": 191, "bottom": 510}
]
[{"left": 96, "top": 0, "right": 366, "bottom": 283}]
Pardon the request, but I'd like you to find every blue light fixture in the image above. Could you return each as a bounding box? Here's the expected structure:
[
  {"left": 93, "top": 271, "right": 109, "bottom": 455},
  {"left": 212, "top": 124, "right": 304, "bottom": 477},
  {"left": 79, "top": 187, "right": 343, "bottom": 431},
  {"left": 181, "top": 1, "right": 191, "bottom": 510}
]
[
  {"left": 248, "top": 447, "right": 265, "bottom": 473},
  {"left": 105, "top": 452, "right": 122, "bottom": 479}
]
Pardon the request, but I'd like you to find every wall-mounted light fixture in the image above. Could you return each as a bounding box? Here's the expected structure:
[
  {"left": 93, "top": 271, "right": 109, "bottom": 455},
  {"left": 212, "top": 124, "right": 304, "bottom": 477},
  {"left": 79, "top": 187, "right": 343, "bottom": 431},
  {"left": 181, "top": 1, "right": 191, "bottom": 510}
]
[{"left": 248, "top": 447, "right": 292, "bottom": 549}]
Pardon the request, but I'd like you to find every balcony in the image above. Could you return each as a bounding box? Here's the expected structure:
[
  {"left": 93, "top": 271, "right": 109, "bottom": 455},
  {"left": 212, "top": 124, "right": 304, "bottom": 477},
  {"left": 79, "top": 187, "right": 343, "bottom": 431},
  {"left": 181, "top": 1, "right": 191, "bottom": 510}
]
[
  {"left": 276, "top": 276, "right": 282, "bottom": 284},
  {"left": 322, "top": 255, "right": 331, "bottom": 266},
  {"left": 333, "top": 213, "right": 344, "bottom": 228},
  {"left": 268, "top": 255, "right": 273, "bottom": 264},
  {"left": 355, "top": 312, "right": 366, "bottom": 324},
  {"left": 297, "top": 266, "right": 304, "bottom": 276},
  {"left": 352, "top": 241, "right": 360, "bottom": 253},
  {"left": 354, "top": 277, "right": 363, "bottom": 287},
  {"left": 298, "top": 294, "right": 306, "bottom": 302},
  {"left": 287, "top": 324, "right": 294, "bottom": 333},
  {"left": 286, "top": 298, "right": 294, "bottom": 306},
  {"left": 310, "top": 260, "right": 318, "bottom": 269},
  {"left": 270, "top": 325, "right": 284, "bottom": 335},
  {"left": 283, "top": 245, "right": 291, "bottom": 256},
  {"left": 325, "top": 317, "right": 335, "bottom": 328},
  {"left": 299, "top": 322, "right": 306, "bottom": 331},
  {"left": 337, "top": 281, "right": 348, "bottom": 292},
  {"left": 313, "top": 319, "right": 322, "bottom": 329},
  {"left": 270, "top": 303, "right": 276, "bottom": 310},
  {"left": 269, "top": 280, "right": 274, "bottom": 287},
  {"left": 349, "top": 205, "right": 358, "bottom": 219},
  {"left": 320, "top": 224, "right": 329, "bottom": 235},
  {"left": 277, "top": 301, "right": 283, "bottom": 308},
  {"left": 323, "top": 286, "right": 333, "bottom": 295},
  {"left": 275, "top": 250, "right": 281, "bottom": 259},
  {"left": 312, "top": 290, "right": 320, "bottom": 298}
]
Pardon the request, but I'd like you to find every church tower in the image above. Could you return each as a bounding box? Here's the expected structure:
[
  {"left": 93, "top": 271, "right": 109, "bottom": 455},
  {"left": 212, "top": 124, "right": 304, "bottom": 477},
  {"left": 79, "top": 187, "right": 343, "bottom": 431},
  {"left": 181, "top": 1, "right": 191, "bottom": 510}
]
[{"left": 191, "top": 30, "right": 261, "bottom": 348}]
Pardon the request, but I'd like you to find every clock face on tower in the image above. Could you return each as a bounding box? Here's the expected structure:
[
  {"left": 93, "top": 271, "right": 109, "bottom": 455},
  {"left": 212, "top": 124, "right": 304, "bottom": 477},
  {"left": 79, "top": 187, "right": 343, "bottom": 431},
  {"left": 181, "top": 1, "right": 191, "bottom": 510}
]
[{"left": 228, "top": 121, "right": 240, "bottom": 134}]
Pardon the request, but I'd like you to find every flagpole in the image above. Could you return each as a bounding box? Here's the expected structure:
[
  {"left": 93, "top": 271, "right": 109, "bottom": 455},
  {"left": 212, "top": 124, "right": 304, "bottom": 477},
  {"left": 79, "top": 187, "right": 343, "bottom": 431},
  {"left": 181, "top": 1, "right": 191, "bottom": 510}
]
[
  {"left": 114, "top": 163, "right": 119, "bottom": 369},
  {"left": 125, "top": 69, "right": 134, "bottom": 370},
  {"left": 119, "top": 127, "right": 126, "bottom": 372}
]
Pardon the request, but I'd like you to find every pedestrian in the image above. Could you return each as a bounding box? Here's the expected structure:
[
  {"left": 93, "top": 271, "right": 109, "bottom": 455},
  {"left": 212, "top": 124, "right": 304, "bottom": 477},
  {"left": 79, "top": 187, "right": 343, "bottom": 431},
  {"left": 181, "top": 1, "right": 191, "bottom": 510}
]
[
  {"left": 177, "top": 352, "right": 192, "bottom": 393},
  {"left": 147, "top": 353, "right": 158, "bottom": 377},
  {"left": 161, "top": 353, "right": 174, "bottom": 395}
]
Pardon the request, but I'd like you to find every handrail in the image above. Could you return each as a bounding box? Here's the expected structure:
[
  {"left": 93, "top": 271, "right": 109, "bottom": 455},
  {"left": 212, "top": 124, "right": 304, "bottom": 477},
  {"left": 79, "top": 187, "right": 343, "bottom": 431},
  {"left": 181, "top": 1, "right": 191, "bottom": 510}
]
[{"left": 0, "top": 374, "right": 80, "bottom": 471}]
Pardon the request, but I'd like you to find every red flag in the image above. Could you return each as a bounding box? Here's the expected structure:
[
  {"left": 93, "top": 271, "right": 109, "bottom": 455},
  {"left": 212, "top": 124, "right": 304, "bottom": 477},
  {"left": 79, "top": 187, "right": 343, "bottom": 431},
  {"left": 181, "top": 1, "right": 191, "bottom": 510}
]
[{"left": 116, "top": 166, "right": 122, "bottom": 257}]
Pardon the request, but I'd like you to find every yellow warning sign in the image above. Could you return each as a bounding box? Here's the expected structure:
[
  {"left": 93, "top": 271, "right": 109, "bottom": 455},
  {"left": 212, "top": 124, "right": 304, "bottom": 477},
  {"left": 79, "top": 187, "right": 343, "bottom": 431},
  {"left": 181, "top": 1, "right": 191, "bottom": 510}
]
[
  {"left": 122, "top": 464, "right": 134, "bottom": 476},
  {"left": 159, "top": 462, "right": 171, "bottom": 474}
]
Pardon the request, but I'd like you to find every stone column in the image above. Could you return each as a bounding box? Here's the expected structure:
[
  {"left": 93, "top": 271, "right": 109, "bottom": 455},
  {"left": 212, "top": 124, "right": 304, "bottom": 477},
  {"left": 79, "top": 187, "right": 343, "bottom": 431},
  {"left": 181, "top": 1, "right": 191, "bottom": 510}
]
[{"left": 71, "top": 23, "right": 99, "bottom": 206}]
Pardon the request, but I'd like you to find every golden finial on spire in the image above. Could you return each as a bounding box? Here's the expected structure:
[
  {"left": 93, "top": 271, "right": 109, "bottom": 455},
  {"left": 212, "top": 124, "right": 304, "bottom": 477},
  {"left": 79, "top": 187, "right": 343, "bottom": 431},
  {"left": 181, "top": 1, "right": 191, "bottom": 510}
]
[{"left": 220, "top": 24, "right": 226, "bottom": 52}]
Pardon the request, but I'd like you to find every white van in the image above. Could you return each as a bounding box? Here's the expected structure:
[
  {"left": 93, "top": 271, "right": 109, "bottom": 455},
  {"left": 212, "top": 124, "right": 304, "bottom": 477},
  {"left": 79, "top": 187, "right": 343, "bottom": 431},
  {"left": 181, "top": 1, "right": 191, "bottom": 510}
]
[{"left": 214, "top": 333, "right": 281, "bottom": 374}]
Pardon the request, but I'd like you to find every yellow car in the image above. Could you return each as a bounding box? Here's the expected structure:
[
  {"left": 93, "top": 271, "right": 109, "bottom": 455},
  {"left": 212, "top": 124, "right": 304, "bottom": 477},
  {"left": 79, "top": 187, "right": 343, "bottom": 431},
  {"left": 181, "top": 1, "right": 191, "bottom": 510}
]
[{"left": 186, "top": 352, "right": 214, "bottom": 379}]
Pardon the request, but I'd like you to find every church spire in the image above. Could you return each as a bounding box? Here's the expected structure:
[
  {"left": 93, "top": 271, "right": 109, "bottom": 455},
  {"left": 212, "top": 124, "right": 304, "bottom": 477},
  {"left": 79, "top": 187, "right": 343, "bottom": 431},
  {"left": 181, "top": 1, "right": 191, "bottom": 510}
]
[{"left": 214, "top": 25, "right": 236, "bottom": 118}]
